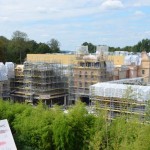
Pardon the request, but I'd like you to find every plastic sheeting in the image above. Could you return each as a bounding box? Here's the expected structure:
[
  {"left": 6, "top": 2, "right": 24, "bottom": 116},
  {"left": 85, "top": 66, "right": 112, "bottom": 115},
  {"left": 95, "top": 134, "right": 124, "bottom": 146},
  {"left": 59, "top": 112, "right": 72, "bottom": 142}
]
[
  {"left": 0, "top": 62, "right": 15, "bottom": 81},
  {"left": 0, "top": 62, "right": 7, "bottom": 81},
  {"left": 106, "top": 61, "right": 114, "bottom": 72},
  {"left": 96, "top": 45, "right": 108, "bottom": 55},
  {"left": 90, "top": 82, "right": 150, "bottom": 102},
  {"left": 114, "top": 51, "right": 129, "bottom": 56},
  {"left": 76, "top": 46, "right": 89, "bottom": 55},
  {"left": 124, "top": 55, "right": 141, "bottom": 66},
  {"left": 5, "top": 62, "right": 15, "bottom": 78}
]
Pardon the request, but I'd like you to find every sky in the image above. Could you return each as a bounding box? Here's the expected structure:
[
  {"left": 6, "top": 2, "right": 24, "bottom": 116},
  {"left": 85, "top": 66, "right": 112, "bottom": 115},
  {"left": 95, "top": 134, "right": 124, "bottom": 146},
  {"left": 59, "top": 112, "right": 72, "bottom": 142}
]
[{"left": 0, "top": 0, "right": 150, "bottom": 51}]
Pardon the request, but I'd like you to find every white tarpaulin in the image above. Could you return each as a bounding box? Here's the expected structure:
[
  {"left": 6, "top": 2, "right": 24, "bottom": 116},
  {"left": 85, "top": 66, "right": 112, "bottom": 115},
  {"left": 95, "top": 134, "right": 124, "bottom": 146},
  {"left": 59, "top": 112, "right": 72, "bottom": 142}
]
[
  {"left": 90, "top": 82, "right": 150, "bottom": 101},
  {"left": 5, "top": 62, "right": 15, "bottom": 78},
  {"left": 124, "top": 55, "right": 141, "bottom": 66},
  {"left": 0, "top": 119, "right": 17, "bottom": 150}
]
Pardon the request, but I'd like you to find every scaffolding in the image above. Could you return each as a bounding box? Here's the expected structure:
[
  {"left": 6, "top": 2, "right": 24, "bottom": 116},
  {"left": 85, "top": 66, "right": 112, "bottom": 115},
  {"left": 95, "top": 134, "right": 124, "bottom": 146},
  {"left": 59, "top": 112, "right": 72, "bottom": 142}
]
[
  {"left": 23, "top": 61, "right": 68, "bottom": 104},
  {"left": 68, "top": 51, "right": 114, "bottom": 103},
  {"left": 89, "top": 79, "right": 149, "bottom": 119},
  {"left": 10, "top": 65, "right": 25, "bottom": 102},
  {"left": 0, "top": 62, "right": 14, "bottom": 100}
]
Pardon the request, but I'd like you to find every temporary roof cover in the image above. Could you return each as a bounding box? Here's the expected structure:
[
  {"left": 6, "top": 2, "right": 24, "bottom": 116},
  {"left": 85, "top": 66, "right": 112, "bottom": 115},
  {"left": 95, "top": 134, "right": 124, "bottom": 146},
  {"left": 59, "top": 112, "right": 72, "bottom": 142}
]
[
  {"left": 90, "top": 82, "right": 150, "bottom": 102},
  {"left": 0, "top": 119, "right": 17, "bottom": 150}
]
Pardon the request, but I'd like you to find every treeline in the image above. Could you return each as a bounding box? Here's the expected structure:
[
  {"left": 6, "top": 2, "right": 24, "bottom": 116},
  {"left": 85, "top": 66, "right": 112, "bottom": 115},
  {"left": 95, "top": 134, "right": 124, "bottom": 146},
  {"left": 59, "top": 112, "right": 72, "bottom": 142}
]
[
  {"left": 0, "top": 31, "right": 60, "bottom": 63},
  {"left": 0, "top": 100, "right": 149, "bottom": 150},
  {"left": 82, "top": 39, "right": 150, "bottom": 53}
]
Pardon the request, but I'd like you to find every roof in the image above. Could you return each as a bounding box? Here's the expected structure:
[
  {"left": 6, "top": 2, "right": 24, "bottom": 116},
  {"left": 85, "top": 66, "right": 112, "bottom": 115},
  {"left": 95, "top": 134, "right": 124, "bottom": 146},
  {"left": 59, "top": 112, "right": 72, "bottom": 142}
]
[{"left": 27, "top": 54, "right": 77, "bottom": 65}]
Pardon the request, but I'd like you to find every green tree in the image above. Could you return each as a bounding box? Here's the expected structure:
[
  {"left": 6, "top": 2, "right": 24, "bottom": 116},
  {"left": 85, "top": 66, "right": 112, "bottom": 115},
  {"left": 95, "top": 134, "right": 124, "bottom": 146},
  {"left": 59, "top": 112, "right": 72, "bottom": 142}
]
[
  {"left": 0, "top": 36, "right": 9, "bottom": 62},
  {"left": 0, "top": 40, "right": 6, "bottom": 62},
  {"left": 7, "top": 31, "right": 29, "bottom": 63},
  {"left": 13, "top": 102, "right": 54, "bottom": 150},
  {"left": 108, "top": 117, "right": 140, "bottom": 150},
  {"left": 26, "top": 40, "right": 39, "bottom": 54},
  {"left": 133, "top": 124, "right": 150, "bottom": 150},
  {"left": 82, "top": 42, "right": 96, "bottom": 53},
  {"left": 48, "top": 38, "right": 60, "bottom": 53},
  {"left": 145, "top": 100, "right": 150, "bottom": 122},
  {"left": 89, "top": 105, "right": 108, "bottom": 150},
  {"left": 122, "top": 46, "right": 132, "bottom": 52},
  {"left": 37, "top": 43, "right": 51, "bottom": 53},
  {"left": 52, "top": 101, "right": 94, "bottom": 150}
]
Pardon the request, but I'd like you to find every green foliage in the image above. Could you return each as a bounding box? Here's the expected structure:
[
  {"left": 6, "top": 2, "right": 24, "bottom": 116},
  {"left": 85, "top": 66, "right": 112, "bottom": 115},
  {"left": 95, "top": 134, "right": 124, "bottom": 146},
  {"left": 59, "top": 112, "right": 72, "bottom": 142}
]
[
  {"left": 111, "top": 39, "right": 150, "bottom": 52},
  {"left": 83, "top": 39, "right": 150, "bottom": 53},
  {"left": 13, "top": 102, "right": 54, "bottom": 150},
  {"left": 0, "top": 99, "right": 150, "bottom": 150},
  {"left": 0, "top": 36, "right": 9, "bottom": 62},
  {"left": 0, "top": 31, "right": 61, "bottom": 63},
  {"left": 1, "top": 31, "right": 150, "bottom": 63},
  {"left": 108, "top": 117, "right": 140, "bottom": 150},
  {"left": 133, "top": 124, "right": 150, "bottom": 150},
  {"left": 82, "top": 42, "right": 96, "bottom": 53},
  {"left": 48, "top": 38, "right": 60, "bottom": 53},
  {"left": 37, "top": 43, "right": 51, "bottom": 53}
]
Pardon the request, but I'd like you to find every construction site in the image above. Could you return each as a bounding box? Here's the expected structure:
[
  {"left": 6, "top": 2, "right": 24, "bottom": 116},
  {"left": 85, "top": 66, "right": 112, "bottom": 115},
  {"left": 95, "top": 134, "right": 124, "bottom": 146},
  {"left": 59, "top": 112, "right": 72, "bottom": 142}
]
[
  {"left": 0, "top": 62, "right": 14, "bottom": 100},
  {"left": 11, "top": 61, "right": 68, "bottom": 105},
  {"left": 0, "top": 45, "right": 150, "bottom": 119},
  {"left": 68, "top": 46, "right": 114, "bottom": 104},
  {"left": 90, "top": 78, "right": 150, "bottom": 120}
]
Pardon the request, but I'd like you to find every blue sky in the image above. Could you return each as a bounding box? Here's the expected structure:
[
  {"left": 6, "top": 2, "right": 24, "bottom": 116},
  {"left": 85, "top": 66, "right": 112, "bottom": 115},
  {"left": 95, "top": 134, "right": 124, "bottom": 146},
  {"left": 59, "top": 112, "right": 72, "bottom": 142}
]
[{"left": 0, "top": 0, "right": 150, "bottom": 50}]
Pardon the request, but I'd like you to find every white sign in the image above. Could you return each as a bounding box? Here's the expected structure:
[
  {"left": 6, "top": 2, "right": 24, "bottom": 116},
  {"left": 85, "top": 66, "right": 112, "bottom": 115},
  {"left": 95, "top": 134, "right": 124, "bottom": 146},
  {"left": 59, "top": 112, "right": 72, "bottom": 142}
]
[{"left": 0, "top": 119, "right": 17, "bottom": 150}]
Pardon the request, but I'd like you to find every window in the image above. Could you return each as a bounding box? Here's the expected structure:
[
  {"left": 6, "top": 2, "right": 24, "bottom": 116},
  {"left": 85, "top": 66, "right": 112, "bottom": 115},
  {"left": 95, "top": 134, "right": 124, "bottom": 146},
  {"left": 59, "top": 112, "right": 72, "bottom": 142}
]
[
  {"left": 87, "top": 62, "right": 92, "bottom": 67},
  {"left": 85, "top": 82, "right": 88, "bottom": 87},
  {"left": 104, "top": 62, "right": 106, "bottom": 67},
  {"left": 79, "top": 82, "right": 82, "bottom": 87},
  {"left": 79, "top": 71, "right": 82, "bottom": 77},
  {"left": 80, "top": 63, "right": 84, "bottom": 67},
  {"left": 94, "top": 62, "right": 100, "bottom": 68},
  {"left": 91, "top": 72, "right": 94, "bottom": 79},
  {"left": 142, "top": 70, "right": 145, "bottom": 74},
  {"left": 85, "top": 72, "right": 88, "bottom": 78}
]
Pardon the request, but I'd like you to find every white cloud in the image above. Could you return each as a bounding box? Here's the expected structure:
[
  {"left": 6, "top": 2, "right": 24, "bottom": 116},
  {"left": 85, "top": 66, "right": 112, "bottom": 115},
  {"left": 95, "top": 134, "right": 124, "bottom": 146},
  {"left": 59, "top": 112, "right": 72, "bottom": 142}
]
[
  {"left": 133, "top": 10, "right": 145, "bottom": 19},
  {"left": 36, "top": 7, "right": 47, "bottom": 14},
  {"left": 133, "top": 0, "right": 150, "bottom": 7},
  {"left": 100, "top": 0, "right": 124, "bottom": 10},
  {"left": 0, "top": 0, "right": 102, "bottom": 22},
  {"left": 0, "top": 0, "right": 149, "bottom": 50},
  {"left": 144, "top": 31, "right": 150, "bottom": 36},
  {"left": 134, "top": 10, "right": 145, "bottom": 17},
  {"left": 0, "top": 16, "right": 9, "bottom": 21}
]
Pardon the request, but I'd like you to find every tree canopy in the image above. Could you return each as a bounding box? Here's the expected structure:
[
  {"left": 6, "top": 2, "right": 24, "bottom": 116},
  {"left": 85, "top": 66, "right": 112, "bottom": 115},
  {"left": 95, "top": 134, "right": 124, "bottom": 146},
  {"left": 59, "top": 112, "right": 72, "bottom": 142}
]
[
  {"left": 82, "top": 42, "right": 96, "bottom": 53},
  {"left": 82, "top": 39, "right": 150, "bottom": 53},
  {"left": 0, "top": 31, "right": 61, "bottom": 63},
  {"left": 48, "top": 38, "right": 60, "bottom": 53},
  {"left": 0, "top": 99, "right": 149, "bottom": 150},
  {"left": 1, "top": 30, "right": 150, "bottom": 64}
]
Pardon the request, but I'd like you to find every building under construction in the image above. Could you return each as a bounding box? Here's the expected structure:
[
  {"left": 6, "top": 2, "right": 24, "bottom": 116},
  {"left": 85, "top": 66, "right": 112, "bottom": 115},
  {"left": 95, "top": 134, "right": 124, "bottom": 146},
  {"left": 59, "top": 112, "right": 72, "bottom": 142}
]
[
  {"left": 0, "top": 62, "right": 15, "bottom": 100},
  {"left": 11, "top": 61, "right": 68, "bottom": 105},
  {"left": 69, "top": 46, "right": 114, "bottom": 104},
  {"left": 90, "top": 78, "right": 149, "bottom": 120}
]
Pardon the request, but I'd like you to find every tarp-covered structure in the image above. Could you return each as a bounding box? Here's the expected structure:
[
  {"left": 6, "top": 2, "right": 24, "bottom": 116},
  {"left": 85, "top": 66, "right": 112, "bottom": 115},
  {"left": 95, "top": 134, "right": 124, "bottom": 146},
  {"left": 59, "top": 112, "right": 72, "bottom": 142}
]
[
  {"left": 0, "top": 62, "right": 15, "bottom": 81},
  {"left": 90, "top": 82, "right": 150, "bottom": 102}
]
